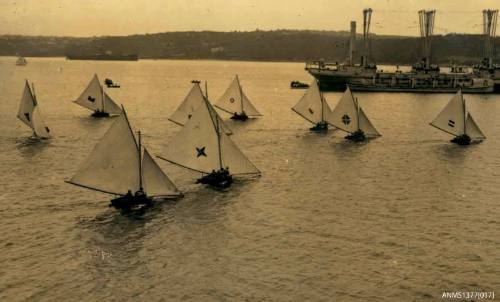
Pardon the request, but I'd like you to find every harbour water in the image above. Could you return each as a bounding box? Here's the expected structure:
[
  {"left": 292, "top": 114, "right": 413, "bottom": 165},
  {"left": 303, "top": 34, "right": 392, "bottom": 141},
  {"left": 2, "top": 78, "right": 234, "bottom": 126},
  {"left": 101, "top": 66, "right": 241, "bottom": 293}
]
[{"left": 1, "top": 57, "right": 500, "bottom": 301}]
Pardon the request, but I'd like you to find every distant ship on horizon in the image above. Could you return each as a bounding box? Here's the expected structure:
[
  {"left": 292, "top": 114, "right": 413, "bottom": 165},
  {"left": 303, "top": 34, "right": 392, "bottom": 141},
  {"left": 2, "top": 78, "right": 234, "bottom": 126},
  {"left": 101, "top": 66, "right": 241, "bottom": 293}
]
[{"left": 65, "top": 52, "right": 138, "bottom": 61}]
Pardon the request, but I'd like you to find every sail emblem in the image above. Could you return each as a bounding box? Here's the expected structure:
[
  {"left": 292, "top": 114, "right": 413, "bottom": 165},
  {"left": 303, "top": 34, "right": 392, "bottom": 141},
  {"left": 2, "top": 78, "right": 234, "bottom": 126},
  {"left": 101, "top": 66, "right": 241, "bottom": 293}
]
[
  {"left": 342, "top": 114, "right": 351, "bottom": 125},
  {"left": 308, "top": 108, "right": 314, "bottom": 114},
  {"left": 229, "top": 97, "right": 235, "bottom": 103},
  {"left": 188, "top": 114, "right": 192, "bottom": 119},
  {"left": 24, "top": 113, "right": 30, "bottom": 122},
  {"left": 88, "top": 96, "right": 96, "bottom": 103},
  {"left": 196, "top": 146, "right": 207, "bottom": 157},
  {"left": 448, "top": 120, "right": 455, "bottom": 128}
]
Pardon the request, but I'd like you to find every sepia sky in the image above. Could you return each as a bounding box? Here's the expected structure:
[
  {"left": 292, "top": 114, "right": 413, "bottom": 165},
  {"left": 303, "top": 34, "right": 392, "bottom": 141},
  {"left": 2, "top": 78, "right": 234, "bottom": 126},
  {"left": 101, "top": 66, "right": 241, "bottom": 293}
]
[{"left": 0, "top": 0, "right": 498, "bottom": 37}]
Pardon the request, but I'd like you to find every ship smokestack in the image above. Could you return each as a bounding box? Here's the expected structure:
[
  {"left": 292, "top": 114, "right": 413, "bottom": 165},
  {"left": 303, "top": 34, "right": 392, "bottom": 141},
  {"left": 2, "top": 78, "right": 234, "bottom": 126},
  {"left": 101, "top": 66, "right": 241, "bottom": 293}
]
[
  {"left": 362, "top": 8, "right": 373, "bottom": 67},
  {"left": 349, "top": 21, "right": 356, "bottom": 66}
]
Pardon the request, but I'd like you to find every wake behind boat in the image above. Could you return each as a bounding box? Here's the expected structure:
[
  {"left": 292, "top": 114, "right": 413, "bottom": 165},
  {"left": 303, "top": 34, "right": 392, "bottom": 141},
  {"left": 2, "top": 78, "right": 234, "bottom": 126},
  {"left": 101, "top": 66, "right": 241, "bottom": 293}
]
[
  {"left": 326, "top": 87, "right": 381, "bottom": 141},
  {"left": 66, "top": 107, "right": 182, "bottom": 212},
  {"left": 430, "top": 89, "right": 486, "bottom": 145},
  {"left": 73, "top": 74, "right": 121, "bottom": 117},
  {"left": 215, "top": 75, "right": 262, "bottom": 121},
  {"left": 17, "top": 80, "right": 51, "bottom": 139},
  {"left": 158, "top": 83, "right": 260, "bottom": 189},
  {"left": 292, "top": 80, "right": 333, "bottom": 132}
]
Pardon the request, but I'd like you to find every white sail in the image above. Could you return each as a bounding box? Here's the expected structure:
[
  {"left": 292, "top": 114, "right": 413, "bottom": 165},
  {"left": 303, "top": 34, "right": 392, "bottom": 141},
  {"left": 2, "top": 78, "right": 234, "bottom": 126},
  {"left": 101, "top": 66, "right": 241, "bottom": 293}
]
[
  {"left": 219, "top": 131, "right": 260, "bottom": 175},
  {"left": 31, "top": 107, "right": 51, "bottom": 138},
  {"left": 103, "top": 93, "right": 122, "bottom": 115},
  {"left": 359, "top": 107, "right": 381, "bottom": 137},
  {"left": 142, "top": 148, "right": 180, "bottom": 197},
  {"left": 69, "top": 112, "right": 141, "bottom": 195},
  {"left": 74, "top": 74, "right": 104, "bottom": 111},
  {"left": 292, "top": 80, "right": 332, "bottom": 124},
  {"left": 17, "top": 81, "right": 50, "bottom": 138},
  {"left": 430, "top": 90, "right": 466, "bottom": 136},
  {"left": 465, "top": 113, "right": 486, "bottom": 140},
  {"left": 215, "top": 76, "right": 261, "bottom": 116},
  {"left": 160, "top": 98, "right": 260, "bottom": 175},
  {"left": 17, "top": 81, "right": 36, "bottom": 128},
  {"left": 169, "top": 83, "right": 232, "bottom": 135},
  {"left": 326, "top": 87, "right": 359, "bottom": 133}
]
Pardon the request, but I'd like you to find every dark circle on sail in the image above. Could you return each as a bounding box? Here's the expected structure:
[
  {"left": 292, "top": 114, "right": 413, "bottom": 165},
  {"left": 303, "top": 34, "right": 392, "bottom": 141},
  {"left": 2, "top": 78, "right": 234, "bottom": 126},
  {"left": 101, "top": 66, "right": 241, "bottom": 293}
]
[
  {"left": 342, "top": 114, "right": 351, "bottom": 126},
  {"left": 229, "top": 97, "right": 235, "bottom": 103}
]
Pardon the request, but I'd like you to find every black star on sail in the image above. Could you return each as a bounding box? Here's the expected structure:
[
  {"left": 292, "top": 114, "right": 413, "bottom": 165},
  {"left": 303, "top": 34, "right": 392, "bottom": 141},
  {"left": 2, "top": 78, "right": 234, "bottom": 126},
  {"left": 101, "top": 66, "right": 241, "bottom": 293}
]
[
  {"left": 196, "top": 146, "right": 207, "bottom": 157},
  {"left": 88, "top": 96, "right": 96, "bottom": 103}
]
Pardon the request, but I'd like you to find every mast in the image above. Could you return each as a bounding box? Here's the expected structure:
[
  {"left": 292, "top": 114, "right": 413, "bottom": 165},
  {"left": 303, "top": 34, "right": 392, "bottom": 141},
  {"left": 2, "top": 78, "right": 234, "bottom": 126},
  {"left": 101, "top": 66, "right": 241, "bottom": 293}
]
[
  {"left": 418, "top": 10, "right": 436, "bottom": 69},
  {"left": 483, "top": 9, "right": 498, "bottom": 68},
  {"left": 101, "top": 84, "right": 105, "bottom": 112},
  {"left": 320, "top": 83, "right": 324, "bottom": 123},
  {"left": 462, "top": 91, "right": 466, "bottom": 135},
  {"left": 236, "top": 75, "right": 244, "bottom": 113},
  {"left": 31, "top": 82, "right": 37, "bottom": 106},
  {"left": 362, "top": 8, "right": 373, "bottom": 67},
  {"left": 138, "top": 130, "right": 143, "bottom": 190},
  {"left": 204, "top": 81, "right": 223, "bottom": 170},
  {"left": 355, "top": 97, "right": 360, "bottom": 131}
]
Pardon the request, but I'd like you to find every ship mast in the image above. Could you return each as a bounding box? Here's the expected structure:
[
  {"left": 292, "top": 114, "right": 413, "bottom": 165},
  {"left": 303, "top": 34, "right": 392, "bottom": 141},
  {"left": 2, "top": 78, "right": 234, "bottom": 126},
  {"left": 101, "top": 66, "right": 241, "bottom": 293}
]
[
  {"left": 418, "top": 10, "right": 436, "bottom": 69},
  {"left": 362, "top": 8, "right": 373, "bottom": 67},
  {"left": 483, "top": 9, "right": 498, "bottom": 68}
]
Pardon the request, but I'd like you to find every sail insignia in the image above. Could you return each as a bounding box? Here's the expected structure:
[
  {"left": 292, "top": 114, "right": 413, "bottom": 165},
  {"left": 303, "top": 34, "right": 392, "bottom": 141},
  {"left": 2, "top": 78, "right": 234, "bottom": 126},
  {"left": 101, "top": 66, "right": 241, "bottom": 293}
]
[
  {"left": 292, "top": 80, "right": 332, "bottom": 125},
  {"left": 74, "top": 74, "right": 121, "bottom": 115}
]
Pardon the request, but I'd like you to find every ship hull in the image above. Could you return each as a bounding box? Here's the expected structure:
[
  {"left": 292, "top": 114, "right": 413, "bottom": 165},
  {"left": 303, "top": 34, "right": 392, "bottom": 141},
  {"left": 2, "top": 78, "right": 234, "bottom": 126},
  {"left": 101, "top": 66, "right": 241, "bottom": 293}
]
[
  {"left": 308, "top": 68, "right": 494, "bottom": 94},
  {"left": 66, "top": 54, "right": 138, "bottom": 61}
]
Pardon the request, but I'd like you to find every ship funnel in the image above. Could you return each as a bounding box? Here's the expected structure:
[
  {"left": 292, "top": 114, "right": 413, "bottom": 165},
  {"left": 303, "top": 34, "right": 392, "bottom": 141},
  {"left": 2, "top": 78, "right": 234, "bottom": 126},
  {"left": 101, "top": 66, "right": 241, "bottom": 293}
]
[{"left": 349, "top": 21, "right": 356, "bottom": 66}]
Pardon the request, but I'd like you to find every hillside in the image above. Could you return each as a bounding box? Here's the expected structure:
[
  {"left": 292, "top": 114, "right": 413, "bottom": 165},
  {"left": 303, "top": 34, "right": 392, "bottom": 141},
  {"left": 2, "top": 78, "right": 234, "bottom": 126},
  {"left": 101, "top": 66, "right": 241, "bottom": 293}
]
[{"left": 0, "top": 30, "right": 497, "bottom": 65}]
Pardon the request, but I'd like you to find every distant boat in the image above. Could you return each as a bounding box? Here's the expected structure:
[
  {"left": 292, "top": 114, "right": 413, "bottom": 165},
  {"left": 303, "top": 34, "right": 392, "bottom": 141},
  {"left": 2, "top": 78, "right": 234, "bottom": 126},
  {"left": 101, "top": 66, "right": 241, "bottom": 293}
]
[
  {"left": 16, "top": 56, "right": 27, "bottom": 66},
  {"left": 158, "top": 84, "right": 260, "bottom": 189},
  {"left": 17, "top": 80, "right": 50, "bottom": 139},
  {"left": 215, "top": 75, "right": 262, "bottom": 121},
  {"left": 65, "top": 53, "right": 138, "bottom": 61},
  {"left": 73, "top": 74, "right": 121, "bottom": 117},
  {"left": 326, "top": 86, "right": 381, "bottom": 141},
  {"left": 292, "top": 80, "right": 333, "bottom": 131},
  {"left": 168, "top": 81, "right": 232, "bottom": 135},
  {"left": 66, "top": 107, "right": 182, "bottom": 211},
  {"left": 430, "top": 89, "right": 486, "bottom": 145},
  {"left": 290, "top": 81, "right": 310, "bottom": 89}
]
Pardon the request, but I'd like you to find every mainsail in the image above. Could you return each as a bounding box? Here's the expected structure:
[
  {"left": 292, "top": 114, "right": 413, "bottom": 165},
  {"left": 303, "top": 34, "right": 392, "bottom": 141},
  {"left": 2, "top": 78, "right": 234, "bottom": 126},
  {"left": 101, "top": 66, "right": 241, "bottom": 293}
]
[
  {"left": 159, "top": 96, "right": 260, "bottom": 175},
  {"left": 215, "top": 75, "right": 262, "bottom": 116},
  {"left": 17, "top": 80, "right": 50, "bottom": 138},
  {"left": 327, "top": 87, "right": 380, "bottom": 136},
  {"left": 169, "top": 82, "right": 232, "bottom": 135},
  {"left": 74, "top": 74, "right": 121, "bottom": 114},
  {"left": 430, "top": 90, "right": 466, "bottom": 136},
  {"left": 68, "top": 109, "right": 180, "bottom": 197},
  {"left": 291, "top": 80, "right": 332, "bottom": 124}
]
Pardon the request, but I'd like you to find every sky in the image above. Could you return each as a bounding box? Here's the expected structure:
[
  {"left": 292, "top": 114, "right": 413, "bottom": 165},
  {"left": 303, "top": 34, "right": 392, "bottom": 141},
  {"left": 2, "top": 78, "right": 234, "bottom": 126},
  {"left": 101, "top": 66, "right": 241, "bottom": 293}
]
[{"left": 0, "top": 0, "right": 498, "bottom": 37}]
